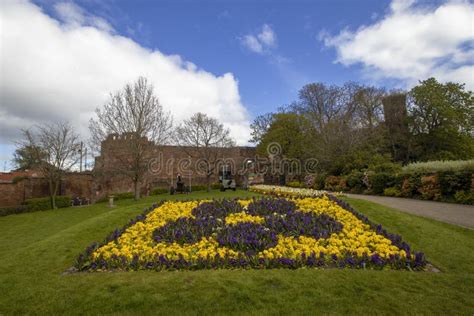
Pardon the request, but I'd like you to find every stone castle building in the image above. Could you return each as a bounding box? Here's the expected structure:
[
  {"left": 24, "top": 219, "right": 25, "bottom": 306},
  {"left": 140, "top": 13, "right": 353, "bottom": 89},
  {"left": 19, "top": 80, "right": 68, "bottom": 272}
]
[
  {"left": 0, "top": 133, "right": 258, "bottom": 207},
  {"left": 93, "top": 133, "right": 257, "bottom": 199}
]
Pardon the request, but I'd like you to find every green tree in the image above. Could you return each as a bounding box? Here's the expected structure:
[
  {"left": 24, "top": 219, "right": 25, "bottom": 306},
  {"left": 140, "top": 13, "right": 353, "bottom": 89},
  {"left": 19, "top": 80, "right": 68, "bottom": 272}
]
[
  {"left": 257, "top": 113, "right": 310, "bottom": 182},
  {"left": 408, "top": 78, "right": 474, "bottom": 160},
  {"left": 12, "top": 145, "right": 47, "bottom": 170}
]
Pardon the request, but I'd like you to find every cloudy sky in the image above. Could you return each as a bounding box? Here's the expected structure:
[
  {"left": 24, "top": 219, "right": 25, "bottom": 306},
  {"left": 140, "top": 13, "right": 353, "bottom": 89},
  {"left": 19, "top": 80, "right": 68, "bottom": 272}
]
[{"left": 1, "top": 0, "right": 473, "bottom": 170}]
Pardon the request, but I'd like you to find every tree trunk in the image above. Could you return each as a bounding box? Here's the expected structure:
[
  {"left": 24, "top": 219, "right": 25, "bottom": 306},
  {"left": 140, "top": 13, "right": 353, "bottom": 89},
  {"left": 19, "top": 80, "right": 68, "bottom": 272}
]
[
  {"left": 206, "top": 174, "right": 211, "bottom": 192},
  {"left": 52, "top": 178, "right": 59, "bottom": 209},
  {"left": 48, "top": 178, "right": 54, "bottom": 209},
  {"left": 134, "top": 180, "right": 140, "bottom": 200}
]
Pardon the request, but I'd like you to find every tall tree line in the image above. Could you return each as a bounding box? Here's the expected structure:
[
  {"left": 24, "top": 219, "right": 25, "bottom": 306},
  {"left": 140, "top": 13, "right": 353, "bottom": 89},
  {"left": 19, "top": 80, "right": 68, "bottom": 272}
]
[{"left": 251, "top": 78, "right": 474, "bottom": 176}]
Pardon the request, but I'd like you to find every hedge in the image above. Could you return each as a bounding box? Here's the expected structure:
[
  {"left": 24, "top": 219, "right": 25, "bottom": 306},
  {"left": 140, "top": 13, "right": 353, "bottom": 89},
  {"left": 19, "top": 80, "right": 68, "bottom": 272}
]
[
  {"left": 402, "top": 159, "right": 474, "bottom": 173},
  {"left": 1, "top": 196, "right": 73, "bottom": 217},
  {"left": 0, "top": 205, "right": 31, "bottom": 217},
  {"left": 322, "top": 169, "right": 473, "bottom": 205},
  {"left": 23, "top": 196, "right": 71, "bottom": 211},
  {"left": 96, "top": 192, "right": 135, "bottom": 203},
  {"left": 151, "top": 187, "right": 168, "bottom": 195}
]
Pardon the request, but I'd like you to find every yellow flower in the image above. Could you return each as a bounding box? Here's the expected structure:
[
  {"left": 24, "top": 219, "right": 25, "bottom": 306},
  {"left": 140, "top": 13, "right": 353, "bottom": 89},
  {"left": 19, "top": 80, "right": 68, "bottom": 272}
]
[
  {"left": 93, "top": 196, "right": 412, "bottom": 265},
  {"left": 225, "top": 212, "right": 264, "bottom": 225}
]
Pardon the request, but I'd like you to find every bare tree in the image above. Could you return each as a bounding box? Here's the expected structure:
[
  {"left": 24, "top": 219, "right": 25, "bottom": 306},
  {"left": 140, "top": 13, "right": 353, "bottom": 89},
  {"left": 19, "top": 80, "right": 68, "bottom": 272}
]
[
  {"left": 354, "top": 86, "right": 385, "bottom": 131},
  {"left": 249, "top": 113, "right": 274, "bottom": 144},
  {"left": 89, "top": 76, "right": 173, "bottom": 200},
  {"left": 18, "top": 121, "right": 81, "bottom": 209},
  {"left": 174, "top": 113, "right": 235, "bottom": 191}
]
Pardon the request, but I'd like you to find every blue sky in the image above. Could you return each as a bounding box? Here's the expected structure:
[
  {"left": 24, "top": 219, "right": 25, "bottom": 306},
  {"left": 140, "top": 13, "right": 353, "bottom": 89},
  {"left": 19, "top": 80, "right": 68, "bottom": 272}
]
[
  {"left": 50, "top": 0, "right": 390, "bottom": 115},
  {"left": 1, "top": 0, "right": 473, "bottom": 171}
]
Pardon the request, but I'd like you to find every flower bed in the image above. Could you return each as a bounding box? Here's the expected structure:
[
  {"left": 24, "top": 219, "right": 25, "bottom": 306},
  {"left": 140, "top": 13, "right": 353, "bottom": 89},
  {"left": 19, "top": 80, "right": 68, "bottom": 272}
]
[
  {"left": 249, "top": 184, "right": 340, "bottom": 198},
  {"left": 75, "top": 194, "right": 426, "bottom": 271}
]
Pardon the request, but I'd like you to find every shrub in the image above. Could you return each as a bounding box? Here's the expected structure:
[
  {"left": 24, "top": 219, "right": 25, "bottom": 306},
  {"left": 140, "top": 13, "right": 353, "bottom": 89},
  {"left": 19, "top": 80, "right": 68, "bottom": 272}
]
[
  {"left": 384, "top": 187, "right": 402, "bottom": 197},
  {"left": 400, "top": 172, "right": 423, "bottom": 198},
  {"left": 114, "top": 192, "right": 135, "bottom": 200},
  {"left": 393, "top": 174, "right": 405, "bottom": 189},
  {"left": 346, "top": 171, "right": 364, "bottom": 193},
  {"left": 454, "top": 191, "right": 474, "bottom": 205},
  {"left": 369, "top": 162, "right": 402, "bottom": 174},
  {"left": 23, "top": 196, "right": 71, "bottom": 211},
  {"left": 211, "top": 183, "right": 221, "bottom": 190},
  {"left": 368, "top": 173, "right": 395, "bottom": 195},
  {"left": 151, "top": 187, "right": 168, "bottom": 195},
  {"left": 313, "top": 174, "right": 326, "bottom": 190},
  {"left": 0, "top": 205, "right": 32, "bottom": 217},
  {"left": 191, "top": 185, "right": 207, "bottom": 192},
  {"left": 337, "top": 177, "right": 348, "bottom": 191},
  {"left": 304, "top": 175, "right": 315, "bottom": 188},
  {"left": 96, "top": 192, "right": 135, "bottom": 203},
  {"left": 287, "top": 181, "right": 303, "bottom": 188},
  {"left": 418, "top": 175, "right": 441, "bottom": 200},
  {"left": 402, "top": 159, "right": 474, "bottom": 173},
  {"left": 400, "top": 178, "right": 412, "bottom": 197},
  {"left": 324, "top": 176, "right": 340, "bottom": 191},
  {"left": 437, "top": 170, "right": 472, "bottom": 197}
]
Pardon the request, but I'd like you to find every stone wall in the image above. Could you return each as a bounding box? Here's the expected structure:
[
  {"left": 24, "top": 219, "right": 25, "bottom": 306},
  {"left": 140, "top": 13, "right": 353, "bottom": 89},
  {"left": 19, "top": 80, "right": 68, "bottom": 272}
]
[
  {"left": 0, "top": 172, "right": 94, "bottom": 207},
  {"left": 0, "top": 133, "right": 258, "bottom": 207},
  {"left": 0, "top": 181, "right": 25, "bottom": 207},
  {"left": 93, "top": 133, "right": 257, "bottom": 198}
]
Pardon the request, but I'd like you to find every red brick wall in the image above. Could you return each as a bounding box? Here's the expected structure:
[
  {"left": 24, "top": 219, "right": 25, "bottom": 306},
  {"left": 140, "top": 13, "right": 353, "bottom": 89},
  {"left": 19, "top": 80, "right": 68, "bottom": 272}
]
[
  {"left": 0, "top": 173, "right": 94, "bottom": 207},
  {"left": 0, "top": 181, "right": 25, "bottom": 206},
  {"left": 93, "top": 135, "right": 257, "bottom": 199}
]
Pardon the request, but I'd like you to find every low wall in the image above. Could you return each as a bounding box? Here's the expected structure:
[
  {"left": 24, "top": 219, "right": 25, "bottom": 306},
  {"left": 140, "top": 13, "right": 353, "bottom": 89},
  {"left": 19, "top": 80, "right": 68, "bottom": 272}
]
[{"left": 0, "top": 173, "right": 94, "bottom": 207}]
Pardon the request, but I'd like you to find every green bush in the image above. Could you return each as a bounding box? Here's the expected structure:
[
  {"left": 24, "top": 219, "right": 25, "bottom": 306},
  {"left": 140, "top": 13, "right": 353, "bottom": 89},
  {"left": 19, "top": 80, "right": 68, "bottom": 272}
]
[
  {"left": 151, "top": 187, "right": 168, "bottom": 195},
  {"left": 313, "top": 174, "right": 326, "bottom": 190},
  {"left": 325, "top": 162, "right": 472, "bottom": 203},
  {"left": 324, "top": 176, "right": 340, "bottom": 191},
  {"left": 23, "top": 196, "right": 71, "bottom": 211},
  {"left": 346, "top": 171, "right": 364, "bottom": 193},
  {"left": 0, "top": 205, "right": 32, "bottom": 217},
  {"left": 96, "top": 192, "right": 135, "bottom": 203},
  {"left": 114, "top": 192, "right": 135, "bottom": 200},
  {"left": 438, "top": 170, "right": 472, "bottom": 197},
  {"left": 402, "top": 159, "right": 474, "bottom": 173},
  {"left": 384, "top": 187, "right": 402, "bottom": 197},
  {"left": 323, "top": 176, "right": 347, "bottom": 191},
  {"left": 454, "top": 191, "right": 474, "bottom": 205},
  {"left": 211, "top": 183, "right": 221, "bottom": 190},
  {"left": 368, "top": 173, "right": 395, "bottom": 195},
  {"left": 369, "top": 162, "right": 402, "bottom": 174},
  {"left": 191, "top": 185, "right": 207, "bottom": 192},
  {"left": 400, "top": 173, "right": 421, "bottom": 198},
  {"left": 287, "top": 181, "right": 303, "bottom": 188}
]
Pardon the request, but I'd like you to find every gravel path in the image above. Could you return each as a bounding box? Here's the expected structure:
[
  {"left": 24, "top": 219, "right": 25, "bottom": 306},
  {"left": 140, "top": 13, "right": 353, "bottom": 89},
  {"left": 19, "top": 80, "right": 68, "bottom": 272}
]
[{"left": 345, "top": 194, "right": 474, "bottom": 229}]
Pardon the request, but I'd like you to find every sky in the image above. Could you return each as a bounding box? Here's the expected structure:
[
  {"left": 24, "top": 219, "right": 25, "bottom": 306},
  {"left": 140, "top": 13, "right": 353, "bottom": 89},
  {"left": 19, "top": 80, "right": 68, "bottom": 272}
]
[{"left": 1, "top": 0, "right": 473, "bottom": 171}]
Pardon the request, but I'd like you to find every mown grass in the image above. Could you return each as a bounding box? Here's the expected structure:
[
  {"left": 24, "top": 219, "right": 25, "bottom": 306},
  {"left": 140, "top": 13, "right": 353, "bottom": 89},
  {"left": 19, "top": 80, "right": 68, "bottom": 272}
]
[{"left": 0, "top": 190, "right": 473, "bottom": 315}]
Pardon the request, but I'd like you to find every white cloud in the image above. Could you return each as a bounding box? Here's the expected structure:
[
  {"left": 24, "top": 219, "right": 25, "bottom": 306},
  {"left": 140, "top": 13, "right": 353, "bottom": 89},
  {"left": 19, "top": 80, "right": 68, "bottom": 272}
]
[
  {"left": 240, "top": 24, "right": 276, "bottom": 54},
  {"left": 241, "top": 35, "right": 263, "bottom": 53},
  {"left": 321, "top": 0, "right": 474, "bottom": 89},
  {"left": 0, "top": 0, "right": 251, "bottom": 146},
  {"left": 258, "top": 24, "right": 276, "bottom": 47},
  {"left": 54, "top": 1, "right": 114, "bottom": 33}
]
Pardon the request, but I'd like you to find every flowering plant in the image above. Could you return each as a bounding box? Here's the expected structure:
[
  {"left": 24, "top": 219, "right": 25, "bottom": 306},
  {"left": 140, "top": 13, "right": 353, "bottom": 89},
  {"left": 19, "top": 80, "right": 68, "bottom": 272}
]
[
  {"left": 75, "top": 196, "right": 426, "bottom": 271},
  {"left": 249, "top": 184, "right": 344, "bottom": 198}
]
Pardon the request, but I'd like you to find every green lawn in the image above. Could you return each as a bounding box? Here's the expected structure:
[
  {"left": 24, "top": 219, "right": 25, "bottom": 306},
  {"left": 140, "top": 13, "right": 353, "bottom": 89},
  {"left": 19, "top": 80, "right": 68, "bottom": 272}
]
[{"left": 0, "top": 190, "right": 473, "bottom": 315}]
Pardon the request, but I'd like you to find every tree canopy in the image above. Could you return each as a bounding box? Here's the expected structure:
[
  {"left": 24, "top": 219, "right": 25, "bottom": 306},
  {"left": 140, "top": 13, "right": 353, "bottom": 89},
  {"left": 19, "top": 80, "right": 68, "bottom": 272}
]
[{"left": 251, "top": 77, "right": 474, "bottom": 178}]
